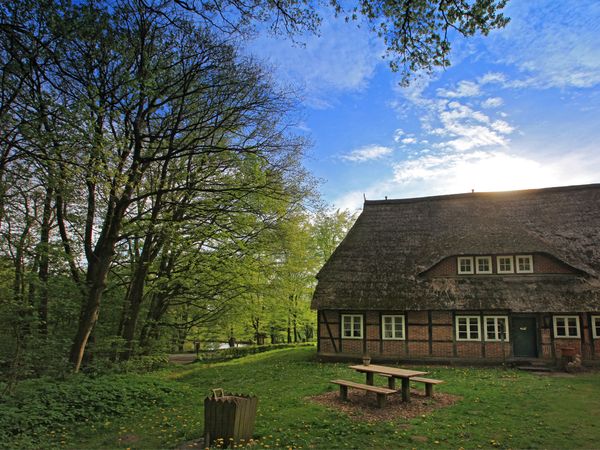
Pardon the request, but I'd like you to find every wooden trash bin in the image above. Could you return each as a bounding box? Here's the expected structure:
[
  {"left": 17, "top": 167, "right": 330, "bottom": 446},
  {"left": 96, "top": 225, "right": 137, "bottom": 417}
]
[{"left": 204, "top": 389, "right": 258, "bottom": 448}]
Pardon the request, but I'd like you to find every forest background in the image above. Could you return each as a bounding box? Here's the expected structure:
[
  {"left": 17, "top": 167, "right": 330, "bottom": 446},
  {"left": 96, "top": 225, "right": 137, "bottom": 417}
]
[{"left": 0, "top": 0, "right": 507, "bottom": 385}]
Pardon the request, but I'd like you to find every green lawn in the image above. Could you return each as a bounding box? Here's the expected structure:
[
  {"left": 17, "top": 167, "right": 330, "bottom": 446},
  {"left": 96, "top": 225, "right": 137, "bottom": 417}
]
[{"left": 7, "top": 346, "right": 600, "bottom": 449}]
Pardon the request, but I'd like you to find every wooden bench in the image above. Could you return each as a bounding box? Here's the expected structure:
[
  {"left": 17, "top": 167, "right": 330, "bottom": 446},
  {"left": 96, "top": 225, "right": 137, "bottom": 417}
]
[
  {"left": 379, "top": 374, "right": 443, "bottom": 397},
  {"left": 410, "top": 377, "right": 444, "bottom": 397},
  {"left": 331, "top": 379, "right": 397, "bottom": 408}
]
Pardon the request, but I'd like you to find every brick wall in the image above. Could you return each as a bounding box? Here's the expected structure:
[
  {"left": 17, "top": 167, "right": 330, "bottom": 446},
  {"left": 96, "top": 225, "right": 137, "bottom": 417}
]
[
  {"left": 432, "top": 311, "right": 452, "bottom": 323},
  {"left": 382, "top": 340, "right": 407, "bottom": 356},
  {"left": 553, "top": 339, "right": 582, "bottom": 357},
  {"left": 535, "top": 254, "right": 576, "bottom": 274},
  {"left": 484, "top": 342, "right": 511, "bottom": 358},
  {"left": 320, "top": 339, "right": 336, "bottom": 354},
  {"left": 431, "top": 342, "right": 453, "bottom": 357},
  {"left": 427, "top": 257, "right": 456, "bottom": 276},
  {"left": 408, "top": 325, "right": 428, "bottom": 341},
  {"left": 456, "top": 342, "right": 482, "bottom": 357},
  {"left": 340, "top": 339, "right": 362, "bottom": 354},
  {"left": 407, "top": 341, "right": 429, "bottom": 356},
  {"left": 317, "top": 309, "right": 598, "bottom": 363},
  {"left": 432, "top": 325, "right": 453, "bottom": 341},
  {"left": 540, "top": 329, "right": 553, "bottom": 359},
  {"left": 408, "top": 311, "right": 428, "bottom": 324}
]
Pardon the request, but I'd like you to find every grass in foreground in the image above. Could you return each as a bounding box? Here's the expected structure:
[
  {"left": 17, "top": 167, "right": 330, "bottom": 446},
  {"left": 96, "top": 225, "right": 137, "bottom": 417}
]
[{"left": 3, "top": 346, "right": 600, "bottom": 449}]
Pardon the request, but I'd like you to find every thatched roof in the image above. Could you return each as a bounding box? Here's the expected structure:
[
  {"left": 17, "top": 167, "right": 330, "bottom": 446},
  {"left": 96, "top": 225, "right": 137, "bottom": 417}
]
[{"left": 312, "top": 184, "right": 600, "bottom": 312}]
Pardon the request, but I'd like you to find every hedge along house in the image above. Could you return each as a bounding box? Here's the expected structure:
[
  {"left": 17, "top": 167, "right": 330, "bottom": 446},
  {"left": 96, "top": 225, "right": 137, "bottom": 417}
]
[{"left": 311, "top": 184, "right": 600, "bottom": 364}]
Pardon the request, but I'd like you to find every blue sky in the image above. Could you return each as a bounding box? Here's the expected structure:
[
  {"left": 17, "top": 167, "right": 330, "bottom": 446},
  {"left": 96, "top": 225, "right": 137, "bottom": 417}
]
[{"left": 249, "top": 0, "right": 600, "bottom": 212}]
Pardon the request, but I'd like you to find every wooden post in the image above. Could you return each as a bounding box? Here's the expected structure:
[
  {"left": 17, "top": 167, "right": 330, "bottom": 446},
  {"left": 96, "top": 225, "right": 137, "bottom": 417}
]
[
  {"left": 387, "top": 377, "right": 396, "bottom": 389},
  {"left": 401, "top": 378, "right": 410, "bottom": 402},
  {"left": 425, "top": 384, "right": 433, "bottom": 397},
  {"left": 366, "top": 372, "right": 374, "bottom": 385},
  {"left": 340, "top": 385, "right": 348, "bottom": 401},
  {"left": 377, "top": 393, "right": 386, "bottom": 408}
]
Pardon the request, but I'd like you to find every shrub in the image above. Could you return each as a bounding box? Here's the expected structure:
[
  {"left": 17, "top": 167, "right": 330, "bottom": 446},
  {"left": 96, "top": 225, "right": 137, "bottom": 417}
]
[{"left": 0, "top": 374, "right": 183, "bottom": 448}]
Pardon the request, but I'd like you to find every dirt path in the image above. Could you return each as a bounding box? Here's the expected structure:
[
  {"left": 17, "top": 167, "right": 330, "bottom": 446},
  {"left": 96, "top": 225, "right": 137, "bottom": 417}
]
[{"left": 168, "top": 353, "right": 197, "bottom": 365}]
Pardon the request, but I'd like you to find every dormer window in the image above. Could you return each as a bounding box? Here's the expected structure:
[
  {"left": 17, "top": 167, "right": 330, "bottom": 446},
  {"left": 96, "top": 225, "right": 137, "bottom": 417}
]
[
  {"left": 516, "top": 255, "right": 533, "bottom": 273},
  {"left": 497, "top": 256, "right": 514, "bottom": 274},
  {"left": 457, "top": 257, "right": 474, "bottom": 274},
  {"left": 475, "top": 256, "right": 492, "bottom": 274}
]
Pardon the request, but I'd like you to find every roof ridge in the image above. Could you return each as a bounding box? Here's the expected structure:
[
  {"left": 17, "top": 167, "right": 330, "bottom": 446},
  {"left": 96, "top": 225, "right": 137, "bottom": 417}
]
[{"left": 364, "top": 183, "right": 600, "bottom": 206}]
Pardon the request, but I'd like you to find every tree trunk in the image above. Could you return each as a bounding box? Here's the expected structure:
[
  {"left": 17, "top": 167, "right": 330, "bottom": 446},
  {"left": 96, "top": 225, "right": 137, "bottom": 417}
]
[
  {"left": 119, "top": 265, "right": 148, "bottom": 360},
  {"left": 138, "top": 247, "right": 176, "bottom": 351},
  {"left": 37, "top": 186, "right": 53, "bottom": 335},
  {"left": 293, "top": 317, "right": 298, "bottom": 343},
  {"left": 69, "top": 239, "right": 116, "bottom": 372}
]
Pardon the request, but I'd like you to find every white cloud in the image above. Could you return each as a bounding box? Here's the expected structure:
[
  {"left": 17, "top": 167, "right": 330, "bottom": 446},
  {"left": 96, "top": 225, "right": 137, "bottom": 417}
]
[
  {"left": 478, "top": 72, "right": 507, "bottom": 85},
  {"left": 341, "top": 145, "right": 393, "bottom": 162},
  {"left": 393, "top": 129, "right": 405, "bottom": 142},
  {"left": 401, "top": 137, "right": 417, "bottom": 145},
  {"left": 392, "top": 150, "right": 600, "bottom": 194},
  {"left": 434, "top": 102, "right": 513, "bottom": 151},
  {"left": 436, "top": 80, "right": 481, "bottom": 98},
  {"left": 249, "top": 13, "right": 385, "bottom": 108},
  {"left": 487, "top": 1, "right": 600, "bottom": 89},
  {"left": 491, "top": 120, "right": 514, "bottom": 134},
  {"left": 481, "top": 97, "right": 504, "bottom": 108},
  {"left": 332, "top": 149, "right": 600, "bottom": 211}
]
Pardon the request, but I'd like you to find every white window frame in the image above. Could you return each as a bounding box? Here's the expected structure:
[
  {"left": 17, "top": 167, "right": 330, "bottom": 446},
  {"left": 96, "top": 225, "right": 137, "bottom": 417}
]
[
  {"left": 591, "top": 315, "right": 600, "bottom": 339},
  {"left": 484, "top": 316, "right": 510, "bottom": 342},
  {"left": 457, "top": 257, "right": 474, "bottom": 275},
  {"left": 455, "top": 315, "right": 481, "bottom": 341},
  {"left": 475, "top": 256, "right": 493, "bottom": 274},
  {"left": 516, "top": 255, "right": 534, "bottom": 274},
  {"left": 381, "top": 315, "right": 405, "bottom": 340},
  {"left": 553, "top": 315, "right": 580, "bottom": 338},
  {"left": 496, "top": 256, "right": 514, "bottom": 274},
  {"left": 341, "top": 314, "right": 363, "bottom": 339}
]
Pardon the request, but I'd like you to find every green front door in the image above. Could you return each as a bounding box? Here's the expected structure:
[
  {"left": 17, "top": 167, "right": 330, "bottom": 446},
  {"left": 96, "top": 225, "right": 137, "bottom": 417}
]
[{"left": 512, "top": 317, "right": 537, "bottom": 357}]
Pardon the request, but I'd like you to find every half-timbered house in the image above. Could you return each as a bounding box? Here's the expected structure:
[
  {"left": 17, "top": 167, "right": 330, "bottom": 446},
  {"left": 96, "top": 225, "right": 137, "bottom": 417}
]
[{"left": 312, "top": 184, "right": 600, "bottom": 364}]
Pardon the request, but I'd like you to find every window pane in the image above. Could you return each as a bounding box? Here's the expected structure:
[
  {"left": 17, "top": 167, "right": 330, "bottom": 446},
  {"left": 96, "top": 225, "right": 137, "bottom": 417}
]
[
  {"left": 459, "top": 258, "right": 472, "bottom": 273},
  {"left": 343, "top": 318, "right": 351, "bottom": 337},
  {"left": 518, "top": 257, "right": 530, "bottom": 271},
  {"left": 499, "top": 257, "right": 512, "bottom": 271},
  {"left": 498, "top": 319, "right": 506, "bottom": 340},
  {"left": 353, "top": 320, "right": 360, "bottom": 336},
  {"left": 395, "top": 320, "right": 403, "bottom": 338},
  {"left": 478, "top": 258, "right": 490, "bottom": 272}
]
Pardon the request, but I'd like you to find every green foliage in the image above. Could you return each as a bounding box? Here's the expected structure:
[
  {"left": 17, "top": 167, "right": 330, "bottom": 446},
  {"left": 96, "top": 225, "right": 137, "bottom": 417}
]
[
  {"left": 0, "top": 374, "right": 184, "bottom": 448},
  {"left": 118, "top": 355, "right": 170, "bottom": 373},
  {"left": 81, "top": 355, "right": 170, "bottom": 377},
  {"left": 0, "top": 0, "right": 508, "bottom": 378}
]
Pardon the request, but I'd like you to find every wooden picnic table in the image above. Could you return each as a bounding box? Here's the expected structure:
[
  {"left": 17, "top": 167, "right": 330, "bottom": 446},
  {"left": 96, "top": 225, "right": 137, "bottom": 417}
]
[{"left": 349, "top": 364, "right": 428, "bottom": 402}]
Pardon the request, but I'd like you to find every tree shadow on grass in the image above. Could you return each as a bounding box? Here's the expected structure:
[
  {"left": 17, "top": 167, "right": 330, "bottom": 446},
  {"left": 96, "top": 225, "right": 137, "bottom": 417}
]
[{"left": 308, "top": 389, "right": 461, "bottom": 422}]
